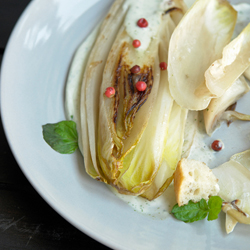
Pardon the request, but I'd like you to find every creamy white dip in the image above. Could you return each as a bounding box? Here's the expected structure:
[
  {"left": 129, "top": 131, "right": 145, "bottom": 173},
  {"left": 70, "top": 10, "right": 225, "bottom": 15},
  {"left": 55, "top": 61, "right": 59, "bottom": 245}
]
[{"left": 123, "top": 0, "right": 165, "bottom": 51}]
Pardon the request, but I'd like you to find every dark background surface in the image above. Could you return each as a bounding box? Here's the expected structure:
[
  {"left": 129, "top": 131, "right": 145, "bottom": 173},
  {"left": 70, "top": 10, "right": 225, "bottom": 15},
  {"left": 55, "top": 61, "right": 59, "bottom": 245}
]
[{"left": 0, "top": 0, "right": 111, "bottom": 249}]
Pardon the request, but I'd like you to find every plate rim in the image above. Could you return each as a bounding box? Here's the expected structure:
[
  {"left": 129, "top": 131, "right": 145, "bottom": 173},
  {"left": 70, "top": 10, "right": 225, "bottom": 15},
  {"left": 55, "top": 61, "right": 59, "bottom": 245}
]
[{"left": 0, "top": 0, "right": 119, "bottom": 249}]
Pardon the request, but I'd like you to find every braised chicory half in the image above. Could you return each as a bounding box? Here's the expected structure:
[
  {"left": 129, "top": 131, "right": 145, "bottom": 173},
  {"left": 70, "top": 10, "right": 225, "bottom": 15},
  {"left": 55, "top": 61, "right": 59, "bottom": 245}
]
[{"left": 43, "top": 0, "right": 189, "bottom": 197}]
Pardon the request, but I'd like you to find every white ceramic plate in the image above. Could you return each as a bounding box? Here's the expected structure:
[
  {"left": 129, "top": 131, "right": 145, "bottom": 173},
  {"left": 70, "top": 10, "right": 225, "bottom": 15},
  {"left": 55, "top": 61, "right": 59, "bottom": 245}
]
[{"left": 1, "top": 0, "right": 250, "bottom": 249}]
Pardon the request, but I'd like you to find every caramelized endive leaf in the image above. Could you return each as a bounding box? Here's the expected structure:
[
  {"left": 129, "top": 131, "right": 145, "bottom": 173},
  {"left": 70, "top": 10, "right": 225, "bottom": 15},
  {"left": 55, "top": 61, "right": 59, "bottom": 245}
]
[
  {"left": 205, "top": 23, "right": 250, "bottom": 97},
  {"left": 81, "top": 0, "right": 128, "bottom": 181},
  {"left": 163, "top": 104, "right": 188, "bottom": 171},
  {"left": 141, "top": 103, "right": 188, "bottom": 200},
  {"left": 168, "top": 0, "right": 237, "bottom": 110},
  {"left": 204, "top": 76, "right": 250, "bottom": 136}
]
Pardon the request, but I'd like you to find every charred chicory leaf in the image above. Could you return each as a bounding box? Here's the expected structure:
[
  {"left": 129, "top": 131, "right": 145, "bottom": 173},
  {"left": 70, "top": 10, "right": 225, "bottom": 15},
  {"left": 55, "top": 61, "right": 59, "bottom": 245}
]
[
  {"left": 42, "top": 121, "right": 78, "bottom": 154},
  {"left": 171, "top": 196, "right": 223, "bottom": 223},
  {"left": 83, "top": 0, "right": 128, "bottom": 181}
]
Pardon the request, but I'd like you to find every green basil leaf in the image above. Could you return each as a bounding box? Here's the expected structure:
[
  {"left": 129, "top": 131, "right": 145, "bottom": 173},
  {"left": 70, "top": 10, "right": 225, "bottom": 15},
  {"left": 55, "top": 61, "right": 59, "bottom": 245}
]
[
  {"left": 171, "top": 199, "right": 209, "bottom": 223},
  {"left": 42, "top": 121, "right": 78, "bottom": 154},
  {"left": 207, "top": 196, "right": 223, "bottom": 221}
]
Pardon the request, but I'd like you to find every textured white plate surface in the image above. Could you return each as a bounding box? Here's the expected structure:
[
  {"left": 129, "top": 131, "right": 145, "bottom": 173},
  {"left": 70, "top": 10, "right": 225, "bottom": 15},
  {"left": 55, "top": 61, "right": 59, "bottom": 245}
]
[{"left": 1, "top": 0, "right": 250, "bottom": 249}]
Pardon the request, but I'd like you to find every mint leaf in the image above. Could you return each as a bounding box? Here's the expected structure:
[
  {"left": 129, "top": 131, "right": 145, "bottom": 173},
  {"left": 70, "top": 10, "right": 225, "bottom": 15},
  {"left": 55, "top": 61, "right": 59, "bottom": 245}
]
[
  {"left": 207, "top": 196, "right": 223, "bottom": 221},
  {"left": 42, "top": 121, "right": 78, "bottom": 154},
  {"left": 171, "top": 196, "right": 223, "bottom": 223},
  {"left": 171, "top": 199, "right": 208, "bottom": 223}
]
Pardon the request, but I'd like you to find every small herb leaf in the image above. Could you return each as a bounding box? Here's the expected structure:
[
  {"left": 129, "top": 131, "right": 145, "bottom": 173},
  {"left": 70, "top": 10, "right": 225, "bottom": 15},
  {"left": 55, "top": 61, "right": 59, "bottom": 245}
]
[
  {"left": 42, "top": 121, "right": 78, "bottom": 154},
  {"left": 171, "top": 196, "right": 223, "bottom": 223},
  {"left": 207, "top": 196, "right": 223, "bottom": 221},
  {"left": 171, "top": 199, "right": 208, "bottom": 223}
]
